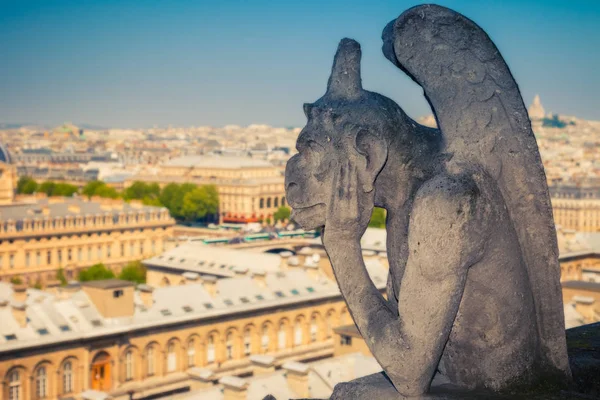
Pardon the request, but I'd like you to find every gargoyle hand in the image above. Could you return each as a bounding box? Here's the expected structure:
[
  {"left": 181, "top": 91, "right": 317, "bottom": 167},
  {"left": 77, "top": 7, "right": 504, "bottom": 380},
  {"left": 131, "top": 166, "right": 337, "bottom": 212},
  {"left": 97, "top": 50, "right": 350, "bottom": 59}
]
[{"left": 323, "top": 160, "right": 374, "bottom": 245}]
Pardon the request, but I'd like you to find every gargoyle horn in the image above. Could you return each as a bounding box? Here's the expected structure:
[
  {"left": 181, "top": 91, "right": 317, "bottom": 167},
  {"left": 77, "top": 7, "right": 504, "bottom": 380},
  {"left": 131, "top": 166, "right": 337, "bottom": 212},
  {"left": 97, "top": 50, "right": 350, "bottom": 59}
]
[{"left": 326, "top": 38, "right": 363, "bottom": 100}]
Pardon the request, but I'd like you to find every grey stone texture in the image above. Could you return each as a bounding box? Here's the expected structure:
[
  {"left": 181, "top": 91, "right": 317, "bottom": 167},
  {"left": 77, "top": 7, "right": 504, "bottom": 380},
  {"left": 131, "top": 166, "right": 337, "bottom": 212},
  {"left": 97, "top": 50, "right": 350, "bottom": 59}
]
[{"left": 284, "top": 3, "right": 572, "bottom": 399}]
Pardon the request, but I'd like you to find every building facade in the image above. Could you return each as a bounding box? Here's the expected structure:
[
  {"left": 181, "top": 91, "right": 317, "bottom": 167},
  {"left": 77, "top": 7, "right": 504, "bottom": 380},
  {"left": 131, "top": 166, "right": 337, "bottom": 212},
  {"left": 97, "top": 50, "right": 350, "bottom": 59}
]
[
  {"left": 550, "top": 183, "right": 600, "bottom": 232},
  {"left": 127, "top": 155, "right": 286, "bottom": 224},
  {"left": 0, "top": 196, "right": 174, "bottom": 285},
  {"left": 0, "top": 257, "right": 388, "bottom": 400}
]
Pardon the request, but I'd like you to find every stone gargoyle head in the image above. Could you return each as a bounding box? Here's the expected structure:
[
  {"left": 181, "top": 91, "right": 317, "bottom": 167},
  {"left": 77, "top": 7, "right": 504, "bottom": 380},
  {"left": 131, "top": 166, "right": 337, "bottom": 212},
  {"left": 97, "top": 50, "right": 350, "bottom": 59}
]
[{"left": 284, "top": 39, "right": 417, "bottom": 231}]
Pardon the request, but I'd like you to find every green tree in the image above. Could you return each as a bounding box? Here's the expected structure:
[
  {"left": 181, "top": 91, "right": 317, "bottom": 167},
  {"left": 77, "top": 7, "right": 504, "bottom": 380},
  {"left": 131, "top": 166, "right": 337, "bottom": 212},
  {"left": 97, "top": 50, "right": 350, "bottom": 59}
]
[
  {"left": 124, "top": 181, "right": 160, "bottom": 201},
  {"left": 95, "top": 185, "right": 119, "bottom": 199},
  {"left": 82, "top": 180, "right": 105, "bottom": 198},
  {"left": 78, "top": 263, "right": 116, "bottom": 282},
  {"left": 56, "top": 268, "right": 68, "bottom": 286},
  {"left": 38, "top": 181, "right": 78, "bottom": 197},
  {"left": 33, "top": 279, "right": 43, "bottom": 290},
  {"left": 53, "top": 182, "right": 78, "bottom": 196},
  {"left": 368, "top": 207, "right": 386, "bottom": 228},
  {"left": 158, "top": 183, "right": 179, "bottom": 209},
  {"left": 83, "top": 180, "right": 119, "bottom": 199},
  {"left": 17, "top": 176, "right": 38, "bottom": 194},
  {"left": 274, "top": 206, "right": 291, "bottom": 222},
  {"left": 181, "top": 185, "right": 219, "bottom": 221},
  {"left": 160, "top": 183, "right": 196, "bottom": 219},
  {"left": 38, "top": 181, "right": 56, "bottom": 196},
  {"left": 10, "top": 276, "right": 23, "bottom": 285},
  {"left": 118, "top": 261, "right": 146, "bottom": 284}
]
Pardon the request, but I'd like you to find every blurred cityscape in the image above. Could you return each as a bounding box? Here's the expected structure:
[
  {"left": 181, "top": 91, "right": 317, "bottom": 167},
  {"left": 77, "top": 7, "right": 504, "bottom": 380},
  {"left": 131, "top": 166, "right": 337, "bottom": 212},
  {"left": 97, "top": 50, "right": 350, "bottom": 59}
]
[{"left": 0, "top": 95, "right": 598, "bottom": 399}]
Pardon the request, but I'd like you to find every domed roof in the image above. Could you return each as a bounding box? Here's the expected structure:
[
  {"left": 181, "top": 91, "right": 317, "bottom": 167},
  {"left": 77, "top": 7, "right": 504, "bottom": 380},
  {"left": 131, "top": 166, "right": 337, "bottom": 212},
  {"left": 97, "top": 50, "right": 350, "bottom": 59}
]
[{"left": 0, "top": 143, "right": 12, "bottom": 164}]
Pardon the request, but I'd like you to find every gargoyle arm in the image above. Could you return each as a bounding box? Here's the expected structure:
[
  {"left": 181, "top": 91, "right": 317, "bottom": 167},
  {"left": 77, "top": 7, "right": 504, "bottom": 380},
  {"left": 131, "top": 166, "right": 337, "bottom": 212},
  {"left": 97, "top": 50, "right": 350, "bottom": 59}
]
[{"left": 325, "top": 173, "right": 488, "bottom": 396}]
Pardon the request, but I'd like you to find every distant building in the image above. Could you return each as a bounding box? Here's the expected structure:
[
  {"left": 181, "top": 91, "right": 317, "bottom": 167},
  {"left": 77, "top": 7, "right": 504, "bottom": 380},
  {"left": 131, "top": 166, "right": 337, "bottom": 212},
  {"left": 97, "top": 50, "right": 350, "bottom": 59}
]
[
  {"left": 180, "top": 352, "right": 382, "bottom": 400},
  {"left": 550, "top": 182, "right": 600, "bottom": 232},
  {"left": 127, "top": 155, "right": 286, "bottom": 224},
  {"left": 0, "top": 255, "right": 387, "bottom": 399},
  {"left": 562, "top": 281, "right": 600, "bottom": 327},
  {"left": 528, "top": 94, "right": 546, "bottom": 120},
  {"left": 0, "top": 144, "right": 175, "bottom": 284},
  {"left": 0, "top": 144, "right": 16, "bottom": 205},
  {"left": 0, "top": 195, "right": 175, "bottom": 285}
]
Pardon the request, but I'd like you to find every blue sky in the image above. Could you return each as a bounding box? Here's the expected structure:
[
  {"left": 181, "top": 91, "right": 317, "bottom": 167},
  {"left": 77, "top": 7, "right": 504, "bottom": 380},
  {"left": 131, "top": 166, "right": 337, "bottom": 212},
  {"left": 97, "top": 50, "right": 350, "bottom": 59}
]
[{"left": 0, "top": 0, "right": 598, "bottom": 128}]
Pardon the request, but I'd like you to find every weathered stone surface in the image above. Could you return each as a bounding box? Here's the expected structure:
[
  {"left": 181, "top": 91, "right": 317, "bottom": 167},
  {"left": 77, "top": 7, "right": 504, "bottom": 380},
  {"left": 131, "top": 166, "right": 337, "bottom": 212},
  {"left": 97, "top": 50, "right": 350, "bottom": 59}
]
[{"left": 285, "top": 3, "right": 571, "bottom": 398}]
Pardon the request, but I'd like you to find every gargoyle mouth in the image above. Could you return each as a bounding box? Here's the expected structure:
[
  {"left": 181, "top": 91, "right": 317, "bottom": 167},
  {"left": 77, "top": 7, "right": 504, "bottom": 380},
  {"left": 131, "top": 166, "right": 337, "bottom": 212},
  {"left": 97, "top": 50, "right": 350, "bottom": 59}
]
[{"left": 290, "top": 203, "right": 326, "bottom": 230}]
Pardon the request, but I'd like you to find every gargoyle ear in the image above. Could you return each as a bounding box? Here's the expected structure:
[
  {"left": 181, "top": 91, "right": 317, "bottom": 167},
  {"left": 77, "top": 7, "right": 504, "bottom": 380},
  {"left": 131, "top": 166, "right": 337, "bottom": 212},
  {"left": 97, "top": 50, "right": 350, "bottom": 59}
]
[{"left": 355, "top": 130, "right": 388, "bottom": 193}]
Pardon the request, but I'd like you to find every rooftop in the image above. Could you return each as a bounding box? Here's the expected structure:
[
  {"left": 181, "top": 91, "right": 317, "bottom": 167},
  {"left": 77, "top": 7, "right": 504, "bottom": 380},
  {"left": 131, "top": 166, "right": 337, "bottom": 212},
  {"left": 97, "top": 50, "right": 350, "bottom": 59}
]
[
  {"left": 0, "top": 196, "right": 168, "bottom": 223},
  {"left": 0, "top": 258, "right": 389, "bottom": 352},
  {"left": 143, "top": 241, "right": 283, "bottom": 278},
  {"left": 81, "top": 279, "right": 135, "bottom": 290},
  {"left": 164, "top": 155, "right": 274, "bottom": 169}
]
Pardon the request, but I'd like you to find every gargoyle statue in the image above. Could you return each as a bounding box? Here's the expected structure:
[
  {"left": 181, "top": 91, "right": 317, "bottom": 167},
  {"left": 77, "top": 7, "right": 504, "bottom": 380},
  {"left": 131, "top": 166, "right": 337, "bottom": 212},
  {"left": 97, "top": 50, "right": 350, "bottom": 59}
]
[{"left": 285, "top": 4, "right": 571, "bottom": 399}]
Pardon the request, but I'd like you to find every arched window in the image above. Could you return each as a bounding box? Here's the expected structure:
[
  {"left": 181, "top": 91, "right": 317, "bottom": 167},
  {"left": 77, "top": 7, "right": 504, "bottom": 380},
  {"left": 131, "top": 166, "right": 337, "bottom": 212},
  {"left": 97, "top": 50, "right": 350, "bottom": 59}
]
[
  {"left": 266, "top": 198, "right": 271, "bottom": 208},
  {"left": 326, "top": 312, "right": 335, "bottom": 338},
  {"left": 278, "top": 322, "right": 287, "bottom": 349},
  {"left": 124, "top": 351, "right": 133, "bottom": 381},
  {"left": 167, "top": 342, "right": 176, "bottom": 372},
  {"left": 63, "top": 361, "right": 73, "bottom": 394},
  {"left": 226, "top": 333, "right": 234, "bottom": 360},
  {"left": 243, "top": 329, "right": 252, "bottom": 356},
  {"left": 261, "top": 325, "right": 270, "bottom": 352},
  {"left": 187, "top": 339, "right": 195, "bottom": 367},
  {"left": 207, "top": 335, "right": 216, "bottom": 364},
  {"left": 274, "top": 197, "right": 279, "bottom": 207},
  {"left": 310, "top": 316, "right": 318, "bottom": 342},
  {"left": 281, "top": 197, "right": 286, "bottom": 206},
  {"left": 36, "top": 366, "right": 47, "bottom": 399},
  {"left": 294, "top": 320, "right": 303, "bottom": 346},
  {"left": 9, "top": 370, "right": 21, "bottom": 400},
  {"left": 147, "top": 346, "right": 155, "bottom": 376},
  {"left": 259, "top": 198, "right": 264, "bottom": 209}
]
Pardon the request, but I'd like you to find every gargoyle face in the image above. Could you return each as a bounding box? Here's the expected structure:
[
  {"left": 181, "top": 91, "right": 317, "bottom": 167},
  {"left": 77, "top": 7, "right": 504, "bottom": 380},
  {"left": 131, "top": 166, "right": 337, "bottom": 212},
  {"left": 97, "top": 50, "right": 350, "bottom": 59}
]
[
  {"left": 285, "top": 38, "right": 391, "bottom": 230},
  {"left": 284, "top": 112, "right": 339, "bottom": 230}
]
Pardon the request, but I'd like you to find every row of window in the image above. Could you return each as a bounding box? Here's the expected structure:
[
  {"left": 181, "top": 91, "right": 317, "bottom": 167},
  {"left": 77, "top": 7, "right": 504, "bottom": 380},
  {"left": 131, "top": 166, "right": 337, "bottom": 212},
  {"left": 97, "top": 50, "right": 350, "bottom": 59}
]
[
  {"left": 258, "top": 196, "right": 285, "bottom": 209},
  {"left": 0, "top": 240, "right": 162, "bottom": 270},
  {"left": 4, "top": 310, "right": 352, "bottom": 399},
  {"left": 2, "top": 211, "right": 170, "bottom": 234},
  {"left": 8, "top": 362, "right": 73, "bottom": 400}
]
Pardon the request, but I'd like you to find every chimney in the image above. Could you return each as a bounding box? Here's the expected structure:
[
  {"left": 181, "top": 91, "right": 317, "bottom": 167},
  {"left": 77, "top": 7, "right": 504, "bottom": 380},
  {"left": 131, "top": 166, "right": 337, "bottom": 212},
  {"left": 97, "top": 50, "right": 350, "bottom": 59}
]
[
  {"left": 42, "top": 206, "right": 50, "bottom": 216},
  {"left": 251, "top": 270, "right": 266, "bottom": 288},
  {"left": 45, "top": 279, "right": 61, "bottom": 295},
  {"left": 202, "top": 275, "right": 218, "bottom": 297},
  {"left": 60, "top": 281, "right": 81, "bottom": 298},
  {"left": 220, "top": 376, "right": 249, "bottom": 400},
  {"left": 183, "top": 272, "right": 200, "bottom": 283},
  {"left": 12, "top": 302, "right": 27, "bottom": 328},
  {"left": 12, "top": 284, "right": 27, "bottom": 303},
  {"left": 574, "top": 296, "right": 596, "bottom": 322},
  {"left": 138, "top": 284, "right": 154, "bottom": 308},
  {"left": 249, "top": 354, "right": 276, "bottom": 376},
  {"left": 81, "top": 279, "right": 135, "bottom": 318},
  {"left": 188, "top": 368, "right": 216, "bottom": 390},
  {"left": 283, "top": 361, "right": 310, "bottom": 398},
  {"left": 279, "top": 251, "right": 293, "bottom": 269}
]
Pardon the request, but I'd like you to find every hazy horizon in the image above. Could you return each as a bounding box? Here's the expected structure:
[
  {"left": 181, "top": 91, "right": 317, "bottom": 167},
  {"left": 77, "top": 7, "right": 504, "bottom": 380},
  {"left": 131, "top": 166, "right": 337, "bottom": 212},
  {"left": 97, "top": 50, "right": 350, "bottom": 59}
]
[{"left": 1, "top": 0, "right": 599, "bottom": 128}]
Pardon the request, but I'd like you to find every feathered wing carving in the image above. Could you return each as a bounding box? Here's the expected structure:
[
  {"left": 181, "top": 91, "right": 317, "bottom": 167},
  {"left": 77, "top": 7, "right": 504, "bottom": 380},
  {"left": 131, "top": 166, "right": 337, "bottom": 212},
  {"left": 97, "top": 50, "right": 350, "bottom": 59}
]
[{"left": 383, "top": 4, "right": 570, "bottom": 376}]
